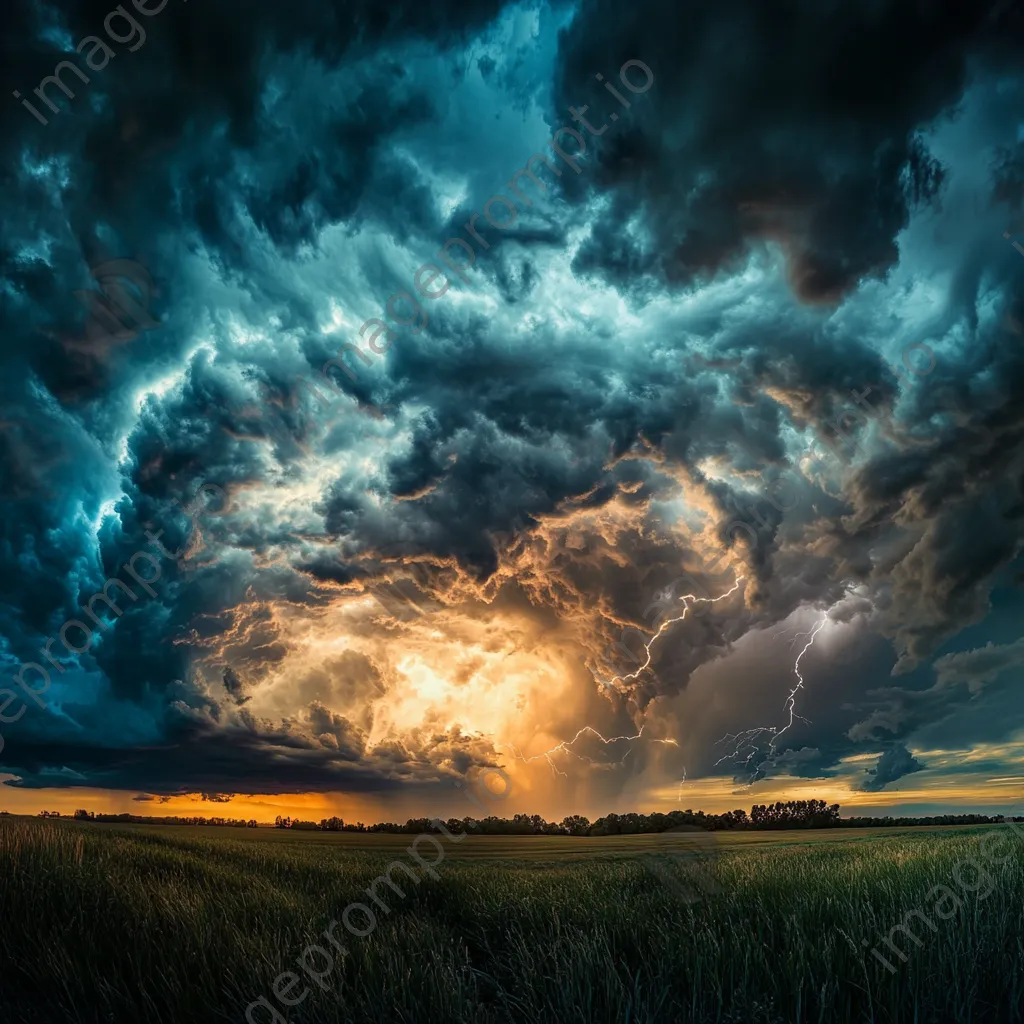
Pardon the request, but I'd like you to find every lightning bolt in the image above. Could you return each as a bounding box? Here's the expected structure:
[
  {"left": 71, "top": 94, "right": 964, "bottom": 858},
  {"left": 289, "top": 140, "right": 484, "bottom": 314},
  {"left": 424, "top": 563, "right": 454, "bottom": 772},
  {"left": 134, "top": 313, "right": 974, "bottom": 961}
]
[
  {"left": 715, "top": 609, "right": 829, "bottom": 778},
  {"left": 677, "top": 765, "right": 687, "bottom": 804},
  {"left": 504, "top": 725, "right": 679, "bottom": 777},
  {"left": 772, "top": 624, "right": 819, "bottom": 650},
  {"left": 593, "top": 575, "right": 747, "bottom": 693},
  {"left": 508, "top": 577, "right": 744, "bottom": 780}
]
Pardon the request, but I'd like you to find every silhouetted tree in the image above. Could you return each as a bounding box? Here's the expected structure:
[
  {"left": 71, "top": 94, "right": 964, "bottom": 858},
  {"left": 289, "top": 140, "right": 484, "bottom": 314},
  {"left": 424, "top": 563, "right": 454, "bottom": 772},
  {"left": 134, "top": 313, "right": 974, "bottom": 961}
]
[{"left": 52, "top": 801, "right": 1007, "bottom": 834}]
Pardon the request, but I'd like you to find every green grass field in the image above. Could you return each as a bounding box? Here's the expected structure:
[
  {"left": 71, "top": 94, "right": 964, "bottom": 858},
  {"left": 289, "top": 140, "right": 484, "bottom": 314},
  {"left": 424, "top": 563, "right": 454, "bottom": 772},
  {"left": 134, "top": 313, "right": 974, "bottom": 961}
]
[{"left": 1, "top": 817, "right": 1022, "bottom": 1023}]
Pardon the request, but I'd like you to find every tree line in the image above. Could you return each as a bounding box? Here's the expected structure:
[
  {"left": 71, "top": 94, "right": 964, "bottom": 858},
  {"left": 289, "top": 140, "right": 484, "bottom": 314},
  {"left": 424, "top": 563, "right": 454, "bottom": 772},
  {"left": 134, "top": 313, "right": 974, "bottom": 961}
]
[
  {"left": 43, "top": 800, "right": 1014, "bottom": 834},
  {"left": 273, "top": 800, "right": 1009, "bottom": 835},
  {"left": 67, "top": 810, "right": 258, "bottom": 827}
]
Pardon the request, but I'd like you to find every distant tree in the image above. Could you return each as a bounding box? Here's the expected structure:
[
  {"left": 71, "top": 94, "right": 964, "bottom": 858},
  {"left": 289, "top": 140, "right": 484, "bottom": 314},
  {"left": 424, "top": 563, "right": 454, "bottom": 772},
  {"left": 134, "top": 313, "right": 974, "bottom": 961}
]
[
  {"left": 36, "top": 800, "right": 1006, "bottom": 835},
  {"left": 561, "top": 815, "right": 591, "bottom": 836}
]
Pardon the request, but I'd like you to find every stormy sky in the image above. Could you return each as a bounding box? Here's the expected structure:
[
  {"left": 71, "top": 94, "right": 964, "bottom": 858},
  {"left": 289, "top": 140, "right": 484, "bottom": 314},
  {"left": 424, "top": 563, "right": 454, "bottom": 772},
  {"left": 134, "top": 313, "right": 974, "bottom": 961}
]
[{"left": 2, "top": 0, "right": 1023, "bottom": 822}]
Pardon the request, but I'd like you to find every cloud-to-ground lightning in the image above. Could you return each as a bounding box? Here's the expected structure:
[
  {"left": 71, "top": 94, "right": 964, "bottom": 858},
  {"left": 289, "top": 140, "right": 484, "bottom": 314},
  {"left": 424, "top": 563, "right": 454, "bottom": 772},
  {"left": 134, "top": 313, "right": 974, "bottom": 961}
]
[
  {"left": 506, "top": 576, "right": 744, "bottom": 779},
  {"left": 715, "top": 609, "right": 829, "bottom": 778}
]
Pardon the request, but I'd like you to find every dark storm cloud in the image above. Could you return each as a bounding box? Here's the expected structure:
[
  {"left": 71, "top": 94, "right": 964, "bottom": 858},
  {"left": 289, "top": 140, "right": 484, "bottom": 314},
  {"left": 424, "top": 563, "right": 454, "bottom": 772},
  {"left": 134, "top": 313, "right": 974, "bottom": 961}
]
[
  {"left": 0, "top": 0, "right": 518, "bottom": 782},
  {"left": 812, "top": 284, "right": 1024, "bottom": 674},
  {"left": 550, "top": 0, "right": 1023, "bottom": 302},
  {"left": 326, "top": 413, "right": 612, "bottom": 579},
  {"left": 933, "top": 637, "right": 1024, "bottom": 690},
  {"left": 306, "top": 701, "right": 366, "bottom": 758},
  {"left": 1, "top": 728, "right": 407, "bottom": 795},
  {"left": 858, "top": 743, "right": 926, "bottom": 793},
  {"left": 2, "top": 0, "right": 1023, "bottom": 804},
  {"left": 2, "top": 0, "right": 517, "bottom": 439},
  {"left": 839, "top": 632, "right": 1024, "bottom": 759},
  {"left": 1, "top": 696, "right": 501, "bottom": 795},
  {"left": 222, "top": 666, "right": 250, "bottom": 705}
]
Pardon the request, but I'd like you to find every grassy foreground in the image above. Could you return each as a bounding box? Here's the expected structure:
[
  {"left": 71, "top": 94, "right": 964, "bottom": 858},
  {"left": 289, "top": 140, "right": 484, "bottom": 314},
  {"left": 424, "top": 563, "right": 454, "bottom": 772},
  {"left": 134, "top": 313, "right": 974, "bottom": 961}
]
[{"left": 1, "top": 818, "right": 1022, "bottom": 1023}]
